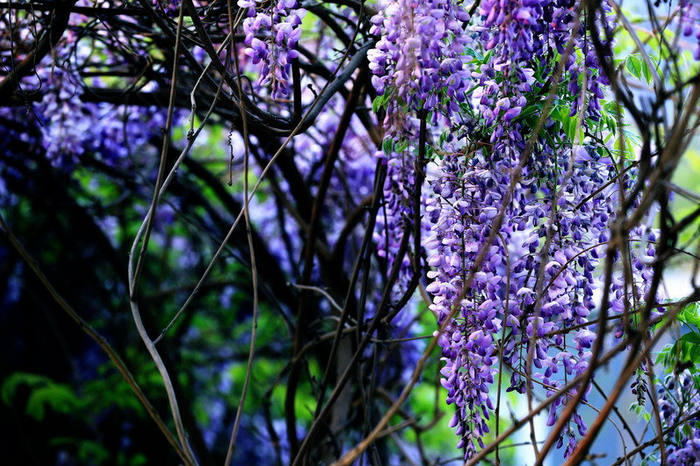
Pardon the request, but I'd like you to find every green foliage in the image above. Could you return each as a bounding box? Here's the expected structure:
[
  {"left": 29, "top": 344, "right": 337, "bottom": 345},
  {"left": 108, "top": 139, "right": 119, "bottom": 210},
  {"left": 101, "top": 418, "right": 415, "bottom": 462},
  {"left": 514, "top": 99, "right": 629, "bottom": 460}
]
[
  {"left": 372, "top": 87, "right": 395, "bottom": 114},
  {"left": 25, "top": 384, "right": 81, "bottom": 421},
  {"left": 550, "top": 103, "right": 581, "bottom": 143},
  {"left": 49, "top": 437, "right": 149, "bottom": 465},
  {"left": 624, "top": 54, "right": 654, "bottom": 85},
  {"left": 2, "top": 369, "right": 158, "bottom": 463},
  {"left": 464, "top": 46, "right": 494, "bottom": 69},
  {"left": 50, "top": 438, "right": 111, "bottom": 464},
  {"left": 656, "top": 303, "right": 700, "bottom": 373},
  {"left": 2, "top": 372, "right": 51, "bottom": 405},
  {"left": 2, "top": 372, "right": 80, "bottom": 421}
]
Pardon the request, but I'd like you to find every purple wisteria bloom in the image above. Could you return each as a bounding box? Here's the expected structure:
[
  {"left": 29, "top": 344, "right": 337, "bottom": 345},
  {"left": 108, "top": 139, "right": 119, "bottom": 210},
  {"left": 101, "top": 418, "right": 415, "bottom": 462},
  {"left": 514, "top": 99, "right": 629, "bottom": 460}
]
[
  {"left": 239, "top": 0, "right": 304, "bottom": 99},
  {"left": 369, "top": 0, "right": 659, "bottom": 459}
]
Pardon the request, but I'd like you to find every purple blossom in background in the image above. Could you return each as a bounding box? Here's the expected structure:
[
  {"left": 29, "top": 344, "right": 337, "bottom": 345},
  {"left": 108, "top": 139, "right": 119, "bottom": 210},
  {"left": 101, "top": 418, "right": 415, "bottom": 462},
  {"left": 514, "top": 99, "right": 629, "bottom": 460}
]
[
  {"left": 0, "top": 15, "right": 179, "bottom": 172},
  {"left": 681, "top": 0, "right": 700, "bottom": 61},
  {"left": 153, "top": 0, "right": 179, "bottom": 17}
]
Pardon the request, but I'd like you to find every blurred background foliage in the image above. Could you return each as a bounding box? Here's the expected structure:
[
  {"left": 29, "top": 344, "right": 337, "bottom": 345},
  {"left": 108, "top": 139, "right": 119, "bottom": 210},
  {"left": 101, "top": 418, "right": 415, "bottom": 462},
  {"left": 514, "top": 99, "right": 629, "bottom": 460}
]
[{"left": 0, "top": 117, "right": 525, "bottom": 462}]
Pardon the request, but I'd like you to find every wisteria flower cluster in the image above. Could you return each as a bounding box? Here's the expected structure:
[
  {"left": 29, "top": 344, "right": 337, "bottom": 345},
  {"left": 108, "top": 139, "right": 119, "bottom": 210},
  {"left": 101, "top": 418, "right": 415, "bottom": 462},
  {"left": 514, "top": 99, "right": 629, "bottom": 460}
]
[
  {"left": 239, "top": 0, "right": 304, "bottom": 99},
  {"left": 368, "top": 0, "right": 471, "bottom": 291},
  {"left": 368, "top": 0, "right": 471, "bottom": 112},
  {"left": 657, "top": 372, "right": 700, "bottom": 465},
  {"left": 370, "top": 0, "right": 658, "bottom": 459}
]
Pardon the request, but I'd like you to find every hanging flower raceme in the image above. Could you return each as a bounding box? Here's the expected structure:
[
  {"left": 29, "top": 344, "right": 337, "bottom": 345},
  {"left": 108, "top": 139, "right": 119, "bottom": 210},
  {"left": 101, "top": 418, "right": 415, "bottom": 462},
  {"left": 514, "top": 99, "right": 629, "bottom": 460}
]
[
  {"left": 239, "top": 0, "right": 303, "bottom": 99},
  {"left": 367, "top": 0, "right": 657, "bottom": 459},
  {"left": 368, "top": 0, "right": 471, "bottom": 291},
  {"left": 425, "top": 1, "right": 605, "bottom": 456},
  {"left": 372, "top": 112, "right": 418, "bottom": 277},
  {"left": 368, "top": 0, "right": 471, "bottom": 112}
]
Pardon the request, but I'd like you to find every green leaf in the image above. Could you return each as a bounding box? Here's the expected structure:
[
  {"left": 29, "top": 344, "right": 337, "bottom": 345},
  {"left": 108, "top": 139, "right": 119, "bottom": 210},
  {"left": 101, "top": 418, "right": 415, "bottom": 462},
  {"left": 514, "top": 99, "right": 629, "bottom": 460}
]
[
  {"left": 464, "top": 47, "right": 483, "bottom": 61},
  {"left": 678, "top": 302, "right": 700, "bottom": 331},
  {"left": 2, "top": 372, "right": 81, "bottom": 421},
  {"left": 395, "top": 140, "right": 408, "bottom": 154},
  {"left": 382, "top": 137, "right": 393, "bottom": 155},
  {"left": 641, "top": 58, "right": 652, "bottom": 84},
  {"left": 625, "top": 54, "right": 642, "bottom": 80},
  {"left": 1, "top": 372, "right": 51, "bottom": 405},
  {"left": 603, "top": 99, "right": 620, "bottom": 115},
  {"left": 25, "top": 384, "right": 81, "bottom": 421},
  {"left": 372, "top": 96, "right": 382, "bottom": 114},
  {"left": 656, "top": 330, "right": 700, "bottom": 372}
]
